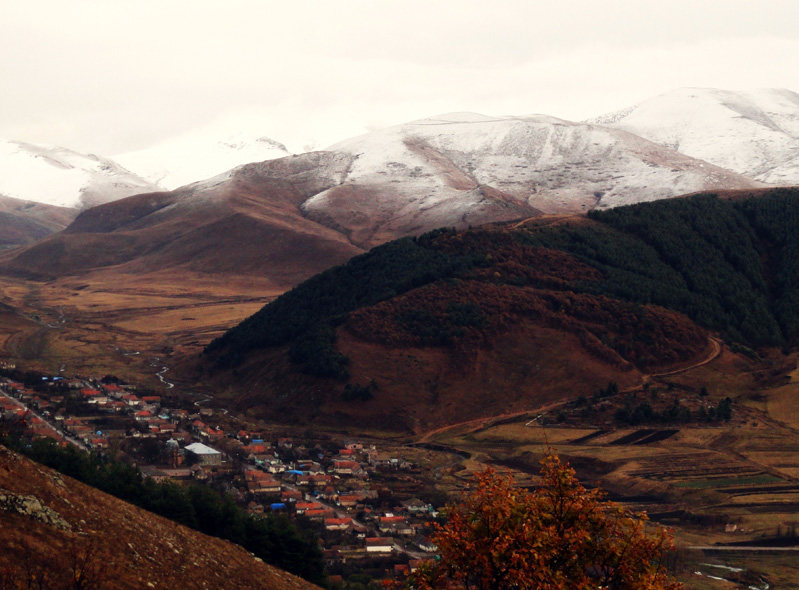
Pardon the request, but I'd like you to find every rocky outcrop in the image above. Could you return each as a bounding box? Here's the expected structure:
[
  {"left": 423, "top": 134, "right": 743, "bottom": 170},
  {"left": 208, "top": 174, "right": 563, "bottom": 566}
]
[{"left": 0, "top": 489, "right": 71, "bottom": 530}]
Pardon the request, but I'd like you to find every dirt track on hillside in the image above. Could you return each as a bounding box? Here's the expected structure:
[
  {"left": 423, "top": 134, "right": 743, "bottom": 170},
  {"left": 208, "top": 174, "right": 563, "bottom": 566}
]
[{"left": 416, "top": 336, "right": 724, "bottom": 444}]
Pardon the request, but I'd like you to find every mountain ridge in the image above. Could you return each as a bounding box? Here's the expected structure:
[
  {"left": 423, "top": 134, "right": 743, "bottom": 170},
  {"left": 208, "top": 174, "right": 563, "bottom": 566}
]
[{"left": 0, "top": 138, "right": 159, "bottom": 209}]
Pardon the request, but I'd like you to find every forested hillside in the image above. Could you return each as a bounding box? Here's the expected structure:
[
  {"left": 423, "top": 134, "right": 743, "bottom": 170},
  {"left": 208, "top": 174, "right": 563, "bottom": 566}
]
[
  {"left": 199, "top": 188, "right": 799, "bottom": 429},
  {"left": 532, "top": 188, "right": 799, "bottom": 347}
]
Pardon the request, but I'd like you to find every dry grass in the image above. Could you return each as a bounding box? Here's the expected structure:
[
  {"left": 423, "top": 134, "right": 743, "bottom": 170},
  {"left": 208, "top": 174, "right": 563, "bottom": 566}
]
[
  {"left": 0, "top": 270, "right": 283, "bottom": 384},
  {"left": 764, "top": 382, "right": 799, "bottom": 429}
]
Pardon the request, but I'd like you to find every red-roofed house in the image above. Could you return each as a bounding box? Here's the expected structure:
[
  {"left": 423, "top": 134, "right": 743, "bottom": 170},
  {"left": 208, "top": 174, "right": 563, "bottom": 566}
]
[
  {"left": 304, "top": 508, "right": 335, "bottom": 520},
  {"left": 338, "top": 494, "right": 365, "bottom": 507},
  {"left": 281, "top": 490, "right": 303, "bottom": 503},
  {"left": 295, "top": 502, "right": 323, "bottom": 514}
]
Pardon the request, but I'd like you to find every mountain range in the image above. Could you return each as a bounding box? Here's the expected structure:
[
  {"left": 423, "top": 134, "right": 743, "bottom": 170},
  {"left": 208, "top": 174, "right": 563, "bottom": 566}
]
[
  {"left": 5, "top": 87, "right": 791, "bottom": 277},
  {"left": 0, "top": 88, "right": 793, "bottom": 255}
]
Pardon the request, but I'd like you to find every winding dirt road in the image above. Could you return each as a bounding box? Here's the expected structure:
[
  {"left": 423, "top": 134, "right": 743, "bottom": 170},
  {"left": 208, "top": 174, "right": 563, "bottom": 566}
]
[{"left": 415, "top": 336, "right": 724, "bottom": 444}]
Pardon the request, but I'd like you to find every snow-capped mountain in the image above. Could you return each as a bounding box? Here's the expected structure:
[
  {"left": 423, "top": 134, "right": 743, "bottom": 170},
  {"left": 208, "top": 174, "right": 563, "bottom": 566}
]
[
  {"left": 0, "top": 139, "right": 158, "bottom": 209},
  {"left": 114, "top": 128, "right": 290, "bottom": 190},
  {"left": 305, "top": 112, "right": 758, "bottom": 246},
  {"left": 589, "top": 88, "right": 799, "bottom": 184},
  {"left": 0, "top": 112, "right": 761, "bottom": 283}
]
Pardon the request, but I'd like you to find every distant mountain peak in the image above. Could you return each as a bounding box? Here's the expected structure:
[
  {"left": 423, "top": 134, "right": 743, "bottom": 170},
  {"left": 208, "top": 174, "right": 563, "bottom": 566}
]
[
  {"left": 0, "top": 138, "right": 158, "bottom": 209},
  {"left": 114, "top": 128, "right": 291, "bottom": 190}
]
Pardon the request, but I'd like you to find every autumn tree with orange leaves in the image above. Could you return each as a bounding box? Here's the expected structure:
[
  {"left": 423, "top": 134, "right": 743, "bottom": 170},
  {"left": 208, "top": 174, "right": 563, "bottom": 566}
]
[{"left": 411, "top": 455, "right": 682, "bottom": 590}]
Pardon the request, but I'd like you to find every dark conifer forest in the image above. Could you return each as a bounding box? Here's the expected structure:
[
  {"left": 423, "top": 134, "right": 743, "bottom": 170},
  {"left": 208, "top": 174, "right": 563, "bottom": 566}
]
[{"left": 206, "top": 189, "right": 799, "bottom": 378}]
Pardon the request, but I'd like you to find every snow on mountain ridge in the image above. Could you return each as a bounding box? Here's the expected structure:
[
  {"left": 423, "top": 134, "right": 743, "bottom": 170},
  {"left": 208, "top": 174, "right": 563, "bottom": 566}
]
[
  {"left": 588, "top": 88, "right": 799, "bottom": 184},
  {"left": 0, "top": 139, "right": 158, "bottom": 209},
  {"left": 305, "top": 112, "right": 758, "bottom": 248},
  {"left": 114, "top": 129, "right": 290, "bottom": 190}
]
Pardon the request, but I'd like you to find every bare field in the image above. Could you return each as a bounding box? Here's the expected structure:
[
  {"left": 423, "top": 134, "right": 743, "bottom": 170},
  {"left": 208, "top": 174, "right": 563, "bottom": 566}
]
[
  {"left": 764, "top": 383, "right": 799, "bottom": 429},
  {"left": 0, "top": 269, "right": 284, "bottom": 383},
  {"left": 422, "top": 353, "right": 799, "bottom": 587}
]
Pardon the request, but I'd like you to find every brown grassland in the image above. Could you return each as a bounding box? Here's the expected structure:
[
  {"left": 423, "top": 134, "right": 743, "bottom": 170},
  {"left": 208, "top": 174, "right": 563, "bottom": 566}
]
[{"left": 0, "top": 269, "right": 283, "bottom": 384}]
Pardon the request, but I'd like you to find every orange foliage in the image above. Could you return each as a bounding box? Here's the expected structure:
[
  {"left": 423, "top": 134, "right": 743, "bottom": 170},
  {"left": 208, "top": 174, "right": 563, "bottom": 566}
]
[{"left": 411, "top": 456, "right": 682, "bottom": 590}]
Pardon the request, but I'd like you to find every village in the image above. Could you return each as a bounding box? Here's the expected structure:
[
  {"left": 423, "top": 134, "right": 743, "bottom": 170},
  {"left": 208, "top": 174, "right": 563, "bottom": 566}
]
[{"left": 0, "top": 369, "right": 444, "bottom": 586}]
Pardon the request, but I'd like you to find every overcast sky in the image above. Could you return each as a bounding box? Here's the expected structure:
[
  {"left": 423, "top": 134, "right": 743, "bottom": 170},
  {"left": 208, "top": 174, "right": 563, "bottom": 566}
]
[{"left": 2, "top": 0, "right": 798, "bottom": 154}]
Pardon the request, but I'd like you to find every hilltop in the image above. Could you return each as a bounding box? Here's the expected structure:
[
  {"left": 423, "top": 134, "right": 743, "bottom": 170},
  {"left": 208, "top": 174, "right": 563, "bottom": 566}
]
[{"left": 194, "top": 187, "right": 799, "bottom": 432}]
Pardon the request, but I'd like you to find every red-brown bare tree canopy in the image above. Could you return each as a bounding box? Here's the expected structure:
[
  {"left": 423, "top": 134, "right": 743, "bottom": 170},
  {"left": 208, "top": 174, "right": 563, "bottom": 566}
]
[{"left": 412, "top": 455, "right": 682, "bottom": 590}]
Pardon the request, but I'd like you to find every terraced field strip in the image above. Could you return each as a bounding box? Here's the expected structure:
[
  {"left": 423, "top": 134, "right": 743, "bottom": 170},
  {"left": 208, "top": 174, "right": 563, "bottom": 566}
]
[
  {"left": 630, "top": 453, "right": 759, "bottom": 479},
  {"left": 568, "top": 430, "right": 608, "bottom": 444},
  {"left": 674, "top": 474, "right": 784, "bottom": 489},
  {"left": 722, "top": 484, "right": 799, "bottom": 495},
  {"left": 609, "top": 430, "right": 657, "bottom": 445},
  {"left": 633, "top": 429, "right": 680, "bottom": 445}
]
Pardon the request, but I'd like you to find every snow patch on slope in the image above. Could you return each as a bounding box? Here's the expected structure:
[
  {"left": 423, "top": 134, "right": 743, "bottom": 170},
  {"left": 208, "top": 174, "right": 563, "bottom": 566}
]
[
  {"left": 589, "top": 88, "right": 799, "bottom": 184},
  {"left": 0, "top": 139, "right": 158, "bottom": 209}
]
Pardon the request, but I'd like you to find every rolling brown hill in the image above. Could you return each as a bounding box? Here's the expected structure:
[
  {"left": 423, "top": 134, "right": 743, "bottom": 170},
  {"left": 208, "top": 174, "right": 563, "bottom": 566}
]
[
  {"left": 0, "top": 152, "right": 365, "bottom": 288},
  {"left": 0, "top": 195, "right": 77, "bottom": 247},
  {"left": 0, "top": 443, "right": 321, "bottom": 590}
]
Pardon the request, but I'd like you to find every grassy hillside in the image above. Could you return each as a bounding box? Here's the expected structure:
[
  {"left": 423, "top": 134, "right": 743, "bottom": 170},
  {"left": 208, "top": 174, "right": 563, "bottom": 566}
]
[{"left": 0, "top": 443, "right": 323, "bottom": 590}]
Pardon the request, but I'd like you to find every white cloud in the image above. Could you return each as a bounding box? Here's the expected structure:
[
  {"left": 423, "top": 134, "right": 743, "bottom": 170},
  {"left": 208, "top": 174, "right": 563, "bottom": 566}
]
[{"left": 1, "top": 1, "right": 798, "bottom": 154}]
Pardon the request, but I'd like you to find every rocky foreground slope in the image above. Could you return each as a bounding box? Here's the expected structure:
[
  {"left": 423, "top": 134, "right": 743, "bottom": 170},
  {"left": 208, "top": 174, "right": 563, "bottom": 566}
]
[{"left": 0, "top": 443, "right": 321, "bottom": 590}]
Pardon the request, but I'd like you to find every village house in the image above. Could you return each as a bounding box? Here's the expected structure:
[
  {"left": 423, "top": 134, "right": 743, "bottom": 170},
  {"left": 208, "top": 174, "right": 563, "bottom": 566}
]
[
  {"left": 281, "top": 489, "right": 303, "bottom": 503},
  {"left": 140, "top": 465, "right": 170, "bottom": 483},
  {"left": 184, "top": 442, "right": 222, "bottom": 466},
  {"left": 413, "top": 536, "right": 437, "bottom": 553},
  {"left": 401, "top": 498, "right": 432, "bottom": 513},
  {"left": 378, "top": 515, "right": 413, "bottom": 535},
  {"left": 331, "top": 460, "right": 363, "bottom": 476},
  {"left": 244, "top": 470, "right": 281, "bottom": 494},
  {"left": 365, "top": 537, "right": 394, "bottom": 553},
  {"left": 324, "top": 518, "right": 353, "bottom": 531},
  {"left": 337, "top": 493, "right": 365, "bottom": 508},
  {"left": 295, "top": 501, "right": 324, "bottom": 515},
  {"left": 121, "top": 393, "right": 141, "bottom": 406},
  {"left": 160, "top": 467, "right": 192, "bottom": 480},
  {"left": 304, "top": 508, "right": 336, "bottom": 520}
]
